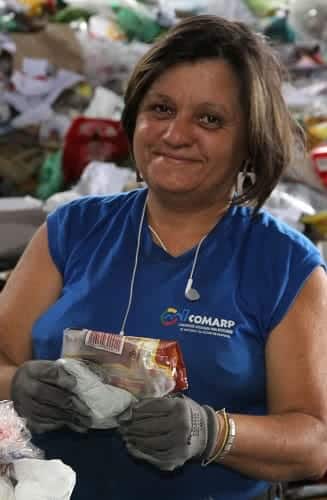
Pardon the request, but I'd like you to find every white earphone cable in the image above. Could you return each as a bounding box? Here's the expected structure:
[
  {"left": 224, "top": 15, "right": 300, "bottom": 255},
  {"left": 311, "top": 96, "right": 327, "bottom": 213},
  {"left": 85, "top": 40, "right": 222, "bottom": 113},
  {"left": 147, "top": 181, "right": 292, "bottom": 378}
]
[
  {"left": 119, "top": 196, "right": 147, "bottom": 336},
  {"left": 149, "top": 221, "right": 208, "bottom": 301},
  {"left": 120, "top": 195, "right": 213, "bottom": 336},
  {"left": 188, "top": 234, "right": 207, "bottom": 281}
]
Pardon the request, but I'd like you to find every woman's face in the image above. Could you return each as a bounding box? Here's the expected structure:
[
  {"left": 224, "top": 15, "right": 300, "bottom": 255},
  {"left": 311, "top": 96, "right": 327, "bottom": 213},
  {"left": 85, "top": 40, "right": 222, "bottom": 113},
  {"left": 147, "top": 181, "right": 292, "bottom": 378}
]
[{"left": 133, "top": 59, "right": 247, "bottom": 206}]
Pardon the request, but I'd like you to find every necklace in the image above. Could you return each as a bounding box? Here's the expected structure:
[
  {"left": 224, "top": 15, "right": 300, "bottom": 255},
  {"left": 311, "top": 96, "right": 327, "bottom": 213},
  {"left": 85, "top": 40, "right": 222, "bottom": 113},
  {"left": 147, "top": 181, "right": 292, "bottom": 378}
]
[
  {"left": 148, "top": 222, "right": 207, "bottom": 301},
  {"left": 148, "top": 201, "right": 231, "bottom": 254},
  {"left": 148, "top": 225, "right": 169, "bottom": 252}
]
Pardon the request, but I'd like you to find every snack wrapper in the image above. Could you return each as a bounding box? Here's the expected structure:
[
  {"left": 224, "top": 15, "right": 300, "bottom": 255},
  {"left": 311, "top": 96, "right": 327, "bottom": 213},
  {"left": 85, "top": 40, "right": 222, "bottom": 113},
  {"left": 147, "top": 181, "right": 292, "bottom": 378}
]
[{"left": 61, "top": 328, "right": 188, "bottom": 399}]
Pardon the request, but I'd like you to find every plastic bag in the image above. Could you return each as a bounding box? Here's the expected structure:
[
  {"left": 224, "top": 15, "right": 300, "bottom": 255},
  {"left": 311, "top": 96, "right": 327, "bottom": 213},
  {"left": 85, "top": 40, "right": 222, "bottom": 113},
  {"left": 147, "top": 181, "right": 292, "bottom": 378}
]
[
  {"left": 14, "top": 458, "right": 76, "bottom": 500},
  {"left": 0, "top": 475, "right": 15, "bottom": 500},
  {"left": 0, "top": 402, "right": 76, "bottom": 499},
  {"left": 76, "top": 30, "right": 148, "bottom": 92},
  {"left": 289, "top": 0, "right": 327, "bottom": 44},
  {"left": 265, "top": 182, "right": 315, "bottom": 231},
  {"left": 0, "top": 458, "right": 76, "bottom": 500},
  {"left": 0, "top": 401, "right": 43, "bottom": 464},
  {"left": 203, "top": 0, "right": 255, "bottom": 23},
  {"left": 36, "top": 150, "right": 64, "bottom": 200},
  {"left": 62, "top": 328, "right": 188, "bottom": 398}
]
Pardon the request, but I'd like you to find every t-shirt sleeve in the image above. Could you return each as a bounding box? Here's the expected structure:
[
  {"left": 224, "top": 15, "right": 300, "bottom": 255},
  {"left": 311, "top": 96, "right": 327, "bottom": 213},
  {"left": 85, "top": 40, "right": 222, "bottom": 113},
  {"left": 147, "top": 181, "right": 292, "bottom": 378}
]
[
  {"left": 46, "top": 194, "right": 124, "bottom": 277},
  {"left": 263, "top": 225, "right": 326, "bottom": 334},
  {"left": 46, "top": 199, "right": 83, "bottom": 276}
]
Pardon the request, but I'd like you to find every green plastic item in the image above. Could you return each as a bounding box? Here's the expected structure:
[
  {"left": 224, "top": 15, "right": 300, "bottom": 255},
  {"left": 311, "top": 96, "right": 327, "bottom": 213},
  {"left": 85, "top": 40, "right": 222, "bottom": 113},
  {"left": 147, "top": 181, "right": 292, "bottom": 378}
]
[
  {"left": 36, "top": 150, "right": 64, "bottom": 200},
  {"left": 245, "top": 0, "right": 287, "bottom": 17},
  {"left": 264, "top": 14, "right": 296, "bottom": 43},
  {"left": 111, "top": 5, "right": 163, "bottom": 43},
  {"left": 0, "top": 15, "right": 19, "bottom": 32},
  {"left": 51, "top": 6, "right": 92, "bottom": 23}
]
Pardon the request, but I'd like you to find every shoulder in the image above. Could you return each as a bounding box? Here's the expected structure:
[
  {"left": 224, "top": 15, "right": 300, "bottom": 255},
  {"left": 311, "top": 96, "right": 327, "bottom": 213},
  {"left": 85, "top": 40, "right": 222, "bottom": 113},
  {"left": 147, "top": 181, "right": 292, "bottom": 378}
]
[
  {"left": 46, "top": 189, "right": 146, "bottom": 274},
  {"left": 230, "top": 206, "right": 325, "bottom": 334},
  {"left": 48, "top": 189, "right": 143, "bottom": 224},
  {"left": 232, "top": 205, "right": 323, "bottom": 264}
]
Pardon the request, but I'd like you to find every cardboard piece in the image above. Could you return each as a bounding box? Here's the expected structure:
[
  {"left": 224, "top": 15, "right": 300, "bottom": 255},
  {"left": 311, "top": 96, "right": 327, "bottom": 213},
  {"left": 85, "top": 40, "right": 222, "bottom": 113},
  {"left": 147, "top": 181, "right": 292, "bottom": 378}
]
[{"left": 11, "top": 23, "right": 84, "bottom": 73}]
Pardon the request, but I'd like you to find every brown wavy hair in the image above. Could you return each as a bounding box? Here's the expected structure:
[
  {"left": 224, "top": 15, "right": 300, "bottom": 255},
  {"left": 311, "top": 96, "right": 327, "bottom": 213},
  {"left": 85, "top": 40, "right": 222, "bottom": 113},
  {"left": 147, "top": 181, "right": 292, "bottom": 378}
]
[{"left": 122, "top": 15, "right": 305, "bottom": 211}]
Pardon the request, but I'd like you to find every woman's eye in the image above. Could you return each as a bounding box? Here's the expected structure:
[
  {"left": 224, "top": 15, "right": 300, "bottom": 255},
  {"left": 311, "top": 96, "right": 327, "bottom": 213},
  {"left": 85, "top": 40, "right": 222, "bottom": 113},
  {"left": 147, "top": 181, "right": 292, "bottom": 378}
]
[
  {"left": 150, "top": 103, "right": 173, "bottom": 115},
  {"left": 199, "top": 114, "right": 222, "bottom": 128}
]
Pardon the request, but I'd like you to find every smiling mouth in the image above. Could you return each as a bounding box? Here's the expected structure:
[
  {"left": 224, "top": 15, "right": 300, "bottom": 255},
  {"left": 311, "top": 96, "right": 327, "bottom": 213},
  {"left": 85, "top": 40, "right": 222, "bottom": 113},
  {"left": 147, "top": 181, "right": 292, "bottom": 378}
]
[{"left": 154, "top": 152, "right": 199, "bottom": 163}]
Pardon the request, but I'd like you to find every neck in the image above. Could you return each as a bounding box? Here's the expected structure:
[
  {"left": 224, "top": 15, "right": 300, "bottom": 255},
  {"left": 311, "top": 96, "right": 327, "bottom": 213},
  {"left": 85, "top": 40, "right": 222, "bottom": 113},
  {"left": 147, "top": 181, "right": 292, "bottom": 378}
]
[{"left": 146, "top": 191, "right": 231, "bottom": 256}]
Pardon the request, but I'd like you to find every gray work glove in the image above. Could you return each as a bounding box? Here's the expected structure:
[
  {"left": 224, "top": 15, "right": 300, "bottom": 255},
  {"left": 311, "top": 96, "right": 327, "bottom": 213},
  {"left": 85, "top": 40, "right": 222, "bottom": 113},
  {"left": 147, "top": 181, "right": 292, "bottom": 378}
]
[
  {"left": 120, "top": 394, "right": 219, "bottom": 471},
  {"left": 11, "top": 360, "right": 92, "bottom": 434}
]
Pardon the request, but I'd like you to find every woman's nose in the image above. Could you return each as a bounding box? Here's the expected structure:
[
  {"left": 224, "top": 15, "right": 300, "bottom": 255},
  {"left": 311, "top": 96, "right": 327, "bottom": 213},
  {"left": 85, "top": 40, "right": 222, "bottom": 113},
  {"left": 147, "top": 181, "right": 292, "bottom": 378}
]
[{"left": 162, "top": 116, "right": 193, "bottom": 147}]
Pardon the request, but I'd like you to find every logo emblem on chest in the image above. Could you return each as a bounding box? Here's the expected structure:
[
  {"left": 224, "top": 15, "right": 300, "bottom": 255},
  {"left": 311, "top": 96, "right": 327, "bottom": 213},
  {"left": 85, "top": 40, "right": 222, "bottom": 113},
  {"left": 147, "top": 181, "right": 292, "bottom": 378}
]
[{"left": 161, "top": 307, "right": 236, "bottom": 338}]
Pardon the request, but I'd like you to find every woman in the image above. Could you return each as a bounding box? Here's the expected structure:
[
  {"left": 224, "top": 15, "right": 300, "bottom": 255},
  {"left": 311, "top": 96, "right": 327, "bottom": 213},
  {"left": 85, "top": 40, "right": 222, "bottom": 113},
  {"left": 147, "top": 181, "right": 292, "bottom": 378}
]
[{"left": 1, "top": 15, "right": 327, "bottom": 500}]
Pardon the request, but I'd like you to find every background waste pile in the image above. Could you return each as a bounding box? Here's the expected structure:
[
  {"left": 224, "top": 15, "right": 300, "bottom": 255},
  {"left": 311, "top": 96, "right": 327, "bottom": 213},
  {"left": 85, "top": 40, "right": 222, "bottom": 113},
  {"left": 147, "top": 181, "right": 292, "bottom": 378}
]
[
  {"left": 0, "top": 1, "right": 326, "bottom": 498},
  {"left": 0, "top": 0, "right": 325, "bottom": 261}
]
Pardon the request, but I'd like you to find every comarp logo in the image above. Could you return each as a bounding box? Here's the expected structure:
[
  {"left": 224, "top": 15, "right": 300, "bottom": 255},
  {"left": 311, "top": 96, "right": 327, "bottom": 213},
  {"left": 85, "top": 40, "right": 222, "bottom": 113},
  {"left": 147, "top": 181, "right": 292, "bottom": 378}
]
[
  {"left": 160, "top": 307, "right": 236, "bottom": 338},
  {"left": 160, "top": 307, "right": 180, "bottom": 326}
]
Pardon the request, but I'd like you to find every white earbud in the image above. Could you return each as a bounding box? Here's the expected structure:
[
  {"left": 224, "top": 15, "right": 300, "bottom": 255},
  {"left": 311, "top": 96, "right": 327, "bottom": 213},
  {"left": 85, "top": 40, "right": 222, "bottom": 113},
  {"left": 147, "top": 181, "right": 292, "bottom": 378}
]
[{"left": 185, "top": 278, "right": 200, "bottom": 301}]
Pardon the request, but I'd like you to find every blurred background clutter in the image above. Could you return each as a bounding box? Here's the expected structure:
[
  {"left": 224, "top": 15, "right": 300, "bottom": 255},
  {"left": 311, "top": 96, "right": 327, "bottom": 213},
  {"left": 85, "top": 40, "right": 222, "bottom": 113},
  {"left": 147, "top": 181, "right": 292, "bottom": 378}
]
[
  {"left": 0, "top": 0, "right": 326, "bottom": 497},
  {"left": 0, "top": 0, "right": 324, "bottom": 270}
]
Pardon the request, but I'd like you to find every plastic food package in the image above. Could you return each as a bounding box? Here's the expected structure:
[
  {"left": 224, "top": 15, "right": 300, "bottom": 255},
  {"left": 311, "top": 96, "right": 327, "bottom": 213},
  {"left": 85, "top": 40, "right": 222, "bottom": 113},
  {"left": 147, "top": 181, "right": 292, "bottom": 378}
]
[{"left": 62, "top": 328, "right": 188, "bottom": 398}]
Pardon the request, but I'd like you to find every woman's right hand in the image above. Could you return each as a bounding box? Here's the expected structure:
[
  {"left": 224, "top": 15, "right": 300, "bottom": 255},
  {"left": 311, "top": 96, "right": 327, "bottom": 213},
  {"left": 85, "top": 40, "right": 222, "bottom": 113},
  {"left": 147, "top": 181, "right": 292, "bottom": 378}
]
[{"left": 11, "top": 360, "right": 91, "bottom": 434}]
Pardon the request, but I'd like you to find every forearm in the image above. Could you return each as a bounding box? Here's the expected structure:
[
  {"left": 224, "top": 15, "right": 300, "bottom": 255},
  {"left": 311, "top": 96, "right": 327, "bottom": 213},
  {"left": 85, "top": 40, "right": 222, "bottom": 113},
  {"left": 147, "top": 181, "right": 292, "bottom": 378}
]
[
  {"left": 220, "top": 412, "right": 327, "bottom": 481},
  {"left": 0, "top": 351, "right": 18, "bottom": 400},
  {"left": 0, "top": 318, "right": 33, "bottom": 400}
]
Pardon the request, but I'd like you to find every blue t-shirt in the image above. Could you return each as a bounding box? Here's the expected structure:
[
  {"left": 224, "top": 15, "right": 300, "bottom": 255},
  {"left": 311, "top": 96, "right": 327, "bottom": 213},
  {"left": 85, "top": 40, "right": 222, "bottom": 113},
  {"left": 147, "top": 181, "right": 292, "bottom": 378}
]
[{"left": 32, "top": 188, "right": 325, "bottom": 500}]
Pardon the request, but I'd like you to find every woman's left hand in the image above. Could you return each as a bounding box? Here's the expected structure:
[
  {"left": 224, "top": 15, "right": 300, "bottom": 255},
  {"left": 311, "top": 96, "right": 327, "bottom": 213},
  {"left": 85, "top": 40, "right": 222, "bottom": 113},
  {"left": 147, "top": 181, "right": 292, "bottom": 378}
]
[{"left": 119, "top": 395, "right": 219, "bottom": 471}]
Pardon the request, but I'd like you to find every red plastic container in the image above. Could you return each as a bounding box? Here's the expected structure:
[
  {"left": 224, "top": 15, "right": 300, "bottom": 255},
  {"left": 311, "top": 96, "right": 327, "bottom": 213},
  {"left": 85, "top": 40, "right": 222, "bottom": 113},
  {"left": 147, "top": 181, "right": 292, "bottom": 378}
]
[
  {"left": 311, "top": 144, "right": 327, "bottom": 188},
  {"left": 62, "top": 117, "right": 129, "bottom": 184}
]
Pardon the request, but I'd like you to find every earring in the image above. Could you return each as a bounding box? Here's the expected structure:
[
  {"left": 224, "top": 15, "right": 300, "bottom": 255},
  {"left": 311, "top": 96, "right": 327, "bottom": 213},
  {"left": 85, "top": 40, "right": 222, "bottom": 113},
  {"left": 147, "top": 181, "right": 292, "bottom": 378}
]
[
  {"left": 136, "top": 170, "right": 143, "bottom": 182},
  {"left": 236, "top": 160, "right": 256, "bottom": 195}
]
